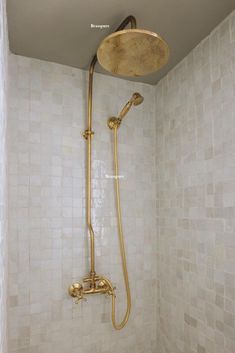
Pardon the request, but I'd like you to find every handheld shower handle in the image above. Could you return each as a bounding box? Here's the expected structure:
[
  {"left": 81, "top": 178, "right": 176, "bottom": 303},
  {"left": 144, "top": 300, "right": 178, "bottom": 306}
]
[
  {"left": 118, "top": 92, "right": 144, "bottom": 121},
  {"left": 108, "top": 92, "right": 144, "bottom": 130},
  {"left": 118, "top": 101, "right": 133, "bottom": 120}
]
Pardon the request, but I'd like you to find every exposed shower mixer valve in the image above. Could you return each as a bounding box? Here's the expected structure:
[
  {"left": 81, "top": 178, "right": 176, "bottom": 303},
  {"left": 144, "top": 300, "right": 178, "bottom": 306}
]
[{"left": 68, "top": 274, "right": 115, "bottom": 304}]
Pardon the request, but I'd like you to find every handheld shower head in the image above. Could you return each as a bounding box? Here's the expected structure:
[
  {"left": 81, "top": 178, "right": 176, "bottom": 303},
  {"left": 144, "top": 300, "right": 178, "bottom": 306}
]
[
  {"left": 131, "top": 92, "right": 144, "bottom": 106},
  {"left": 107, "top": 92, "right": 144, "bottom": 129},
  {"left": 118, "top": 92, "right": 144, "bottom": 119}
]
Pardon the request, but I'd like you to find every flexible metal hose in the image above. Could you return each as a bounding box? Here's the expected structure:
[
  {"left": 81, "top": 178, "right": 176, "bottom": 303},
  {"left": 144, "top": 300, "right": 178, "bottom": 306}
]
[{"left": 111, "top": 126, "right": 131, "bottom": 330}]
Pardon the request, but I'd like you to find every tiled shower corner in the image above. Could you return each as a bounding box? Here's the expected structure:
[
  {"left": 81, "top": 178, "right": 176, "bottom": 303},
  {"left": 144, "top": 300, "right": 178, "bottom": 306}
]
[
  {"left": 1, "top": 3, "right": 235, "bottom": 353},
  {"left": 155, "top": 10, "right": 235, "bottom": 353}
]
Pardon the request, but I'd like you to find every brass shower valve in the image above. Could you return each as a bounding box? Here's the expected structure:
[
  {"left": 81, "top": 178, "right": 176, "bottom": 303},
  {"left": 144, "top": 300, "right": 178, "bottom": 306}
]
[
  {"left": 68, "top": 274, "right": 115, "bottom": 303},
  {"left": 68, "top": 282, "right": 87, "bottom": 303}
]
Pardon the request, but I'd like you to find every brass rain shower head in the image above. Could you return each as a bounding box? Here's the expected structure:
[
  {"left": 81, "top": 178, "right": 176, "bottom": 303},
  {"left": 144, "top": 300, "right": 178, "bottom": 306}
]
[{"left": 97, "top": 29, "right": 169, "bottom": 77}]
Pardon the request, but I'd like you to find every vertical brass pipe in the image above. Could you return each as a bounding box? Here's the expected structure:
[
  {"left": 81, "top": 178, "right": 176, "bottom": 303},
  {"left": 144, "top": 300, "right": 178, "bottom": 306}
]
[
  {"left": 85, "top": 15, "right": 136, "bottom": 281},
  {"left": 87, "top": 55, "right": 97, "bottom": 279}
]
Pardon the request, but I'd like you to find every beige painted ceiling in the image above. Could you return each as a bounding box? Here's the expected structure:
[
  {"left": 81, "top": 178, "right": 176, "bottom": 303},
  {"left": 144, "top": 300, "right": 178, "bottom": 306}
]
[{"left": 7, "top": 0, "right": 235, "bottom": 85}]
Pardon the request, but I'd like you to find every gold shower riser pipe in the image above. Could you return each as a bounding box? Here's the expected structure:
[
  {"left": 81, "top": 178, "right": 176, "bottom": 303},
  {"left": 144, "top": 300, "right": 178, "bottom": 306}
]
[{"left": 84, "top": 15, "right": 137, "bottom": 278}]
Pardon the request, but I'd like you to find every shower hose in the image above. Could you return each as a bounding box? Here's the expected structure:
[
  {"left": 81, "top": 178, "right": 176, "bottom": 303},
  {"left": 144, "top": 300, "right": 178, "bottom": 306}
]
[{"left": 111, "top": 126, "right": 131, "bottom": 330}]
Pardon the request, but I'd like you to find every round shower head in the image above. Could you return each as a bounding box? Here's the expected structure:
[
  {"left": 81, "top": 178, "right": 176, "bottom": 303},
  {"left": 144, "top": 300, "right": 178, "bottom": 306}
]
[
  {"left": 97, "top": 28, "right": 169, "bottom": 77},
  {"left": 131, "top": 92, "right": 144, "bottom": 105}
]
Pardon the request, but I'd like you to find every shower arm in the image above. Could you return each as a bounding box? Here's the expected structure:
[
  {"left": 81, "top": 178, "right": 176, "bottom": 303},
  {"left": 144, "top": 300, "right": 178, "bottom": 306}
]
[{"left": 83, "top": 15, "right": 137, "bottom": 282}]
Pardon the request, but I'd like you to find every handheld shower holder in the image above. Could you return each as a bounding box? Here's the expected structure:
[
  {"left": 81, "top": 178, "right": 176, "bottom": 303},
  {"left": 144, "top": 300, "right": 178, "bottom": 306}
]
[{"left": 107, "top": 117, "right": 122, "bottom": 130}]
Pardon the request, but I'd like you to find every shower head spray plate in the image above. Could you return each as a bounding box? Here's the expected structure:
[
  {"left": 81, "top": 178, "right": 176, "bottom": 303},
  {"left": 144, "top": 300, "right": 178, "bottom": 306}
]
[{"left": 97, "top": 28, "right": 169, "bottom": 77}]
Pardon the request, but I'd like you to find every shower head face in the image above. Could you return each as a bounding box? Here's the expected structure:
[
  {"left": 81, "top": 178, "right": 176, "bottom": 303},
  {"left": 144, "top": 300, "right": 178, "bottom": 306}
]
[
  {"left": 131, "top": 92, "right": 144, "bottom": 106},
  {"left": 97, "top": 29, "right": 169, "bottom": 77}
]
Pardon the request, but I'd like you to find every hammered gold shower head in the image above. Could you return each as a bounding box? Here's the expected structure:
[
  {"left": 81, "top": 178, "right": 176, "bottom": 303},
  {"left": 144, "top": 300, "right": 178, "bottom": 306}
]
[{"left": 97, "top": 28, "right": 169, "bottom": 77}]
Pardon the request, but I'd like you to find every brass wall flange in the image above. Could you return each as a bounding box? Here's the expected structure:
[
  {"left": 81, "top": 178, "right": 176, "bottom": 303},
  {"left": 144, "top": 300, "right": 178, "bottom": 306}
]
[{"left": 107, "top": 117, "right": 121, "bottom": 130}]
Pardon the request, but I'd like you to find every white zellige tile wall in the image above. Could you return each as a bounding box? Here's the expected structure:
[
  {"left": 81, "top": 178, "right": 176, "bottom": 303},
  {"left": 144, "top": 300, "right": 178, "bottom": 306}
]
[
  {"left": 7, "top": 54, "right": 157, "bottom": 353},
  {"left": 0, "top": 0, "right": 8, "bottom": 352},
  {"left": 155, "top": 10, "right": 235, "bottom": 353}
]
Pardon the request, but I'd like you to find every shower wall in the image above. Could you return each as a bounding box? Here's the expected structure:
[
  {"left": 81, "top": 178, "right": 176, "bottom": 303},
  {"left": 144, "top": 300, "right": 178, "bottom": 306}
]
[
  {"left": 0, "top": 0, "right": 8, "bottom": 352},
  {"left": 155, "top": 10, "right": 235, "bottom": 353},
  {"left": 7, "top": 54, "right": 157, "bottom": 353}
]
